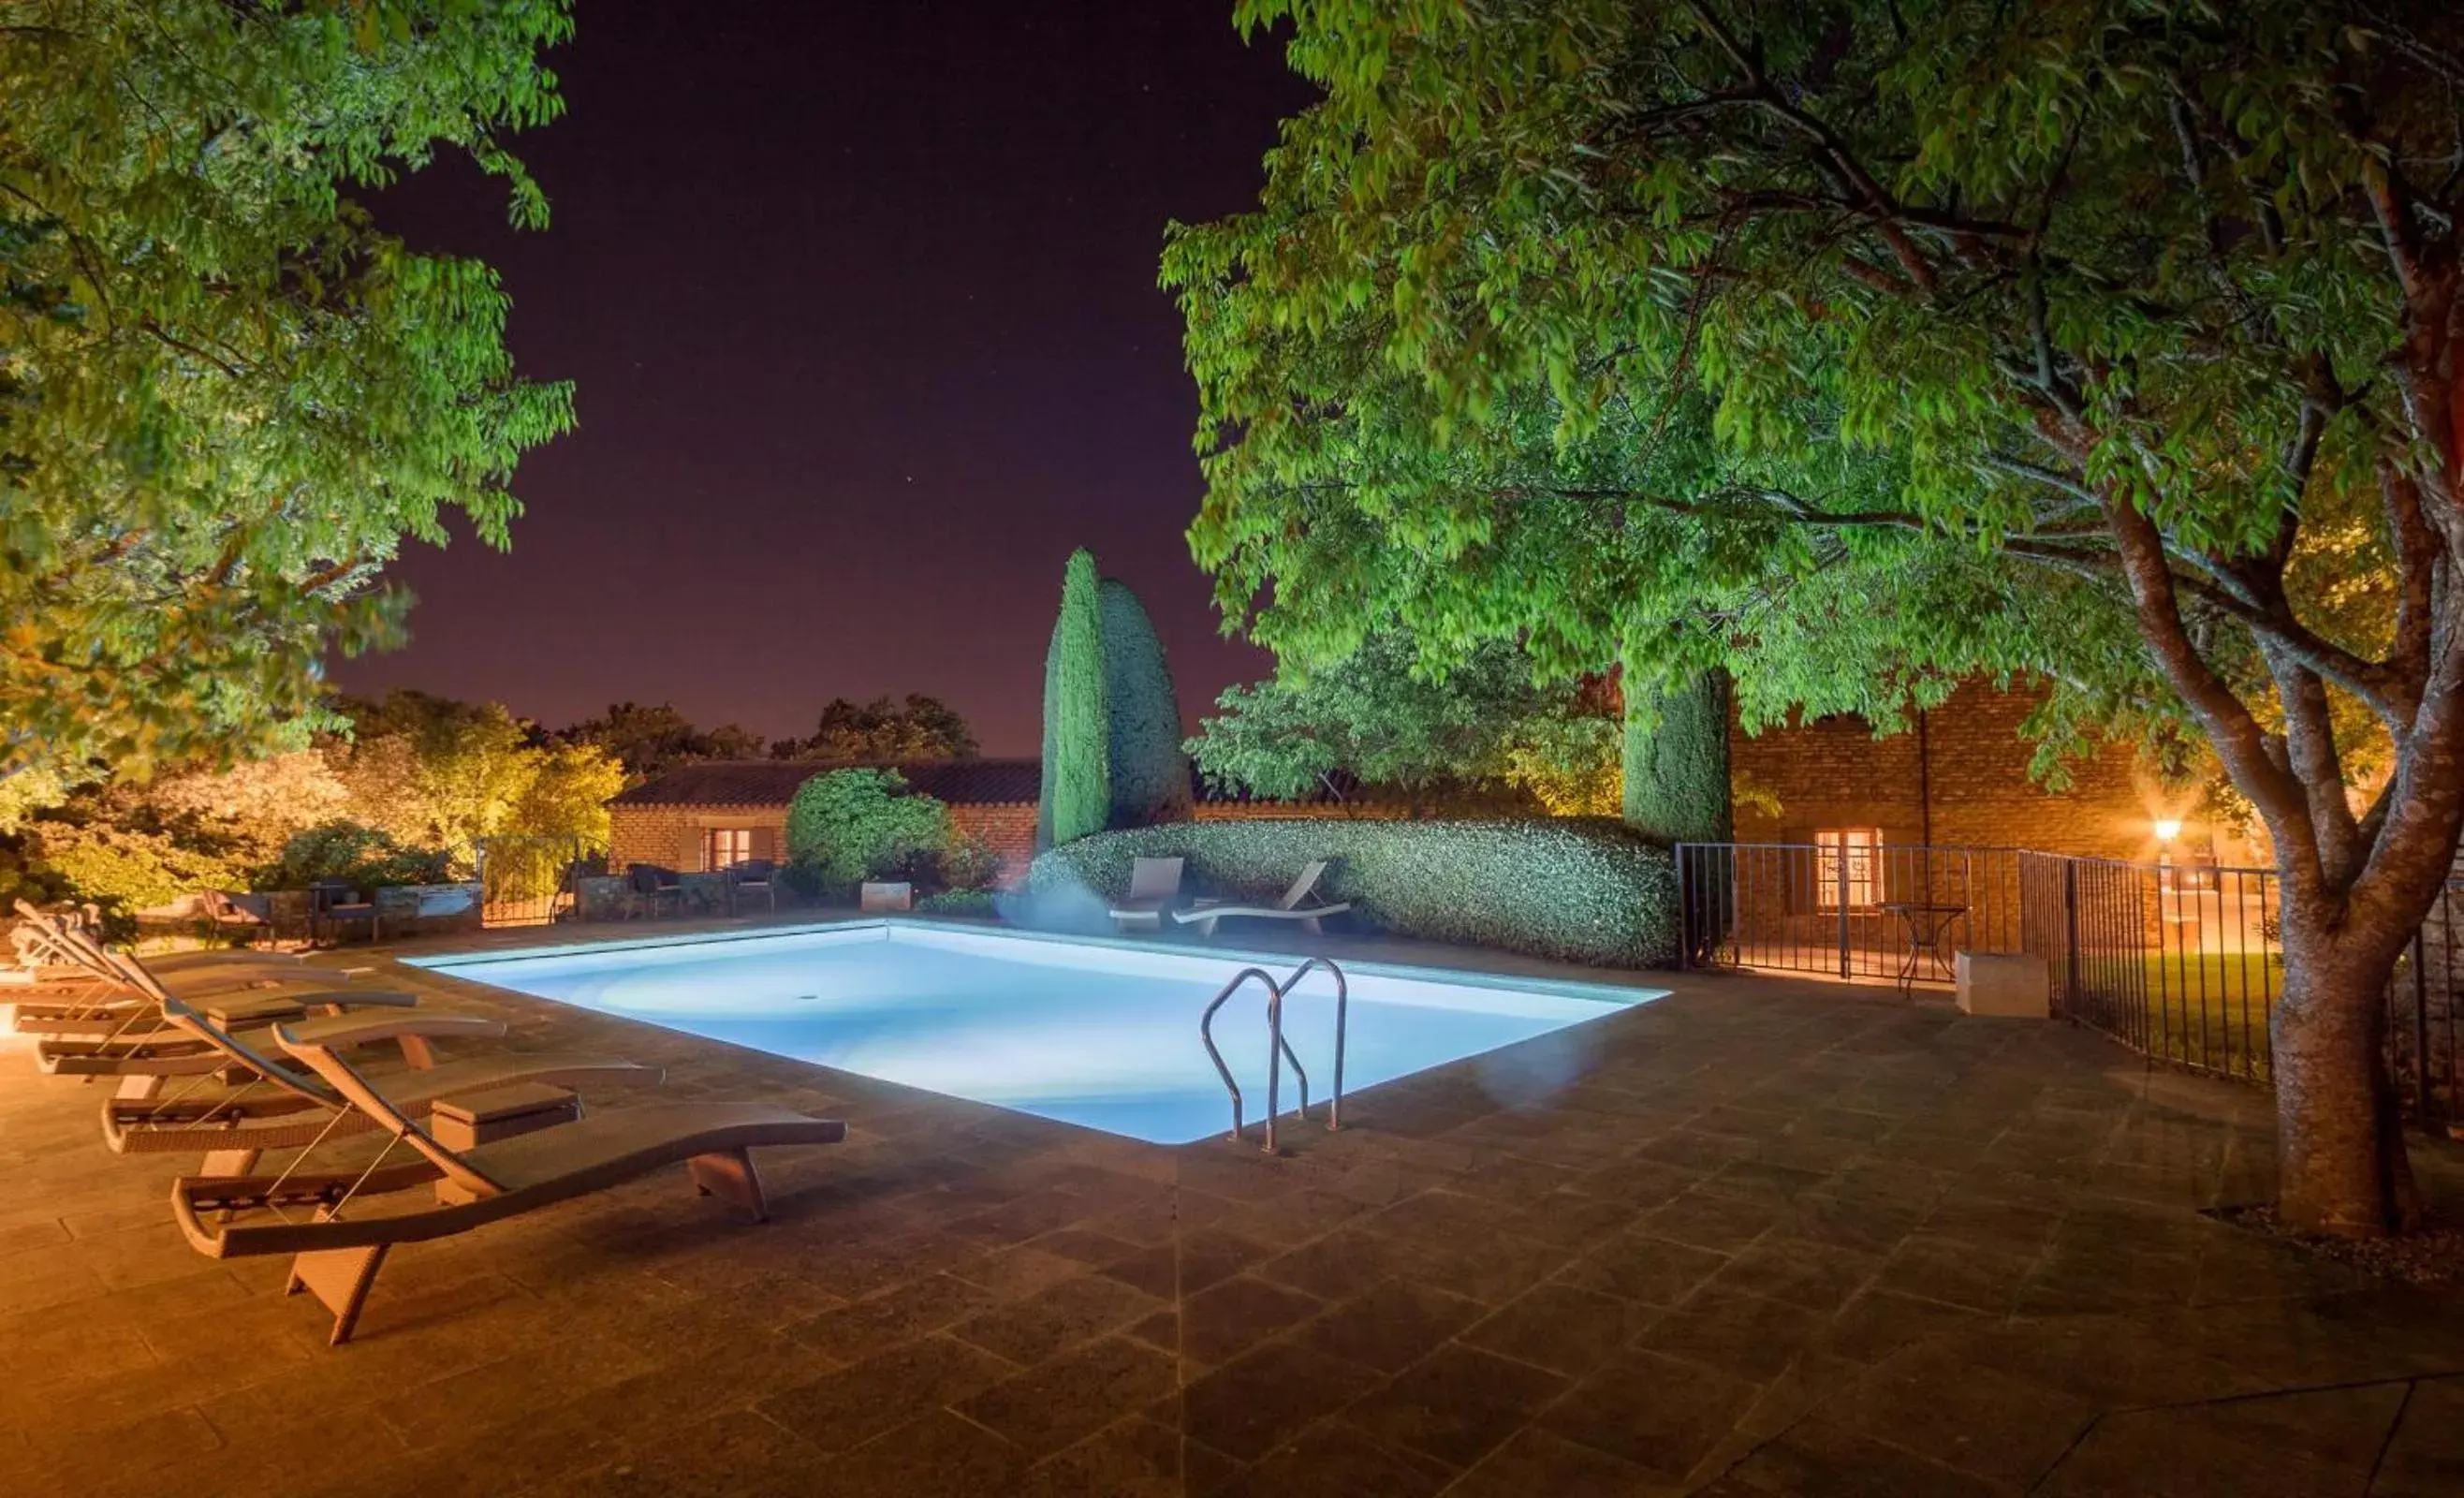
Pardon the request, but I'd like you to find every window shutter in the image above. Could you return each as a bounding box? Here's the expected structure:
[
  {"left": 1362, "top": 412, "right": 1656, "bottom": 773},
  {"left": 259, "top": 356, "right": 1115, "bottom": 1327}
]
[{"left": 752, "top": 826, "right": 776, "bottom": 861}]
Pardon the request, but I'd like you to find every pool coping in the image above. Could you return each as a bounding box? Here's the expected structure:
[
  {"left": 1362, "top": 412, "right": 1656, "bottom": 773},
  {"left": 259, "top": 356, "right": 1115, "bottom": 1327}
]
[{"left": 403, "top": 915, "right": 1673, "bottom": 1011}]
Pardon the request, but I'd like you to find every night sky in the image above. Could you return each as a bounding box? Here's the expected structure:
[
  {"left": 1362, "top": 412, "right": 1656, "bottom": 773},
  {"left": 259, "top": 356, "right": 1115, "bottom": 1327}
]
[{"left": 335, "top": 1, "right": 1313, "bottom": 754}]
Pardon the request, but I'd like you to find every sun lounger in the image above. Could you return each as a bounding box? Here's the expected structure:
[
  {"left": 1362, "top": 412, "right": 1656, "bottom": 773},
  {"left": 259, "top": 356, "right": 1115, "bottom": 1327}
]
[
  {"left": 1107, "top": 857, "right": 1185, "bottom": 933},
  {"left": 105, "top": 998, "right": 658, "bottom": 1176},
  {"left": 1171, "top": 859, "right": 1353, "bottom": 938},
  {"left": 174, "top": 1021, "right": 844, "bottom": 1344},
  {"left": 27, "top": 940, "right": 423, "bottom": 1075}
]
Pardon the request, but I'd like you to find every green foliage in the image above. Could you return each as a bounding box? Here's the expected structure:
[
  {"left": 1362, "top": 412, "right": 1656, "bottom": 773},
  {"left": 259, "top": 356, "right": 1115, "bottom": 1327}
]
[
  {"left": 1161, "top": 0, "right": 2458, "bottom": 854},
  {"left": 916, "top": 887, "right": 998, "bottom": 918},
  {"left": 1042, "top": 550, "right": 1111, "bottom": 846},
  {"left": 1, "top": 2, "right": 577, "bottom": 786},
  {"left": 28, "top": 821, "right": 244, "bottom": 913},
  {"left": 934, "top": 830, "right": 1004, "bottom": 892},
  {"left": 1098, "top": 579, "right": 1194, "bottom": 828},
  {"left": 558, "top": 702, "right": 765, "bottom": 780},
  {"left": 1029, "top": 818, "right": 1677, "bottom": 967},
  {"left": 784, "top": 769, "right": 952, "bottom": 896},
  {"left": 1622, "top": 671, "right": 1734, "bottom": 844},
  {"left": 1190, "top": 634, "right": 1619, "bottom": 809},
  {"left": 333, "top": 690, "right": 622, "bottom": 862},
  {"left": 773, "top": 696, "right": 977, "bottom": 762},
  {"left": 261, "top": 821, "right": 452, "bottom": 892}
]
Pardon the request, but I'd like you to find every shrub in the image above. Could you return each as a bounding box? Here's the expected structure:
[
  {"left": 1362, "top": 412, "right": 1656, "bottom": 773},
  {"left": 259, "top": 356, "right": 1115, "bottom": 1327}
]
[
  {"left": 1028, "top": 817, "right": 1677, "bottom": 967},
  {"left": 1098, "top": 577, "right": 1192, "bottom": 829},
  {"left": 935, "top": 830, "right": 1004, "bottom": 891},
  {"left": 1040, "top": 548, "right": 1109, "bottom": 847},
  {"left": 263, "top": 821, "right": 456, "bottom": 890},
  {"left": 917, "top": 887, "right": 998, "bottom": 917},
  {"left": 785, "top": 769, "right": 951, "bottom": 896},
  {"left": 30, "top": 821, "right": 245, "bottom": 913},
  {"left": 1622, "top": 669, "right": 1733, "bottom": 843}
]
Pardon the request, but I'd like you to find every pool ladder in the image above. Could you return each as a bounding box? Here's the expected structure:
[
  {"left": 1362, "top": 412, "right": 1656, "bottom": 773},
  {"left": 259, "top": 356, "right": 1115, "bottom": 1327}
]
[{"left": 1199, "top": 958, "right": 1348, "bottom": 1153}]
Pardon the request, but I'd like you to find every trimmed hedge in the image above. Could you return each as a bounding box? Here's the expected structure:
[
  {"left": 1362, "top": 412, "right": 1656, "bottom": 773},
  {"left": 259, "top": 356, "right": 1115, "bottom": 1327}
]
[{"left": 1026, "top": 817, "right": 1677, "bottom": 968}]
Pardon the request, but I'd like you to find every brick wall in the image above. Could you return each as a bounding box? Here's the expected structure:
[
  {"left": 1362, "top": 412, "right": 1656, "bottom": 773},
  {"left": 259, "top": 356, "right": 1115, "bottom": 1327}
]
[
  {"left": 1730, "top": 679, "right": 2161, "bottom": 859},
  {"left": 609, "top": 800, "right": 1041, "bottom": 886}
]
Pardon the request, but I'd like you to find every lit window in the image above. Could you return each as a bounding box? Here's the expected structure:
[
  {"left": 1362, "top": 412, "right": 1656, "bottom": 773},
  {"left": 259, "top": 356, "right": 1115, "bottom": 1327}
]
[
  {"left": 1814, "top": 829, "right": 1882, "bottom": 909},
  {"left": 708, "top": 828, "right": 753, "bottom": 870}
]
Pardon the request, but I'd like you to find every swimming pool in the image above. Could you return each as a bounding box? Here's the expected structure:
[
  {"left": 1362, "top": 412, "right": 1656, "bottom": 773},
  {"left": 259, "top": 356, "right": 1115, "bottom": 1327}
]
[{"left": 413, "top": 923, "right": 1662, "bottom": 1145}]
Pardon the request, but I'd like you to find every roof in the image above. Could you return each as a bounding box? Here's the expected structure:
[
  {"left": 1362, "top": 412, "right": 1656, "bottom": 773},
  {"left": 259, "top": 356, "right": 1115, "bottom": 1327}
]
[{"left": 609, "top": 758, "right": 1042, "bottom": 808}]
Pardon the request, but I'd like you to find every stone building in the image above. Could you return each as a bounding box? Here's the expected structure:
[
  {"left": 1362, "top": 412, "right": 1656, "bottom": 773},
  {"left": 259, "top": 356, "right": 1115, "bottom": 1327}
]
[{"left": 607, "top": 760, "right": 1042, "bottom": 881}]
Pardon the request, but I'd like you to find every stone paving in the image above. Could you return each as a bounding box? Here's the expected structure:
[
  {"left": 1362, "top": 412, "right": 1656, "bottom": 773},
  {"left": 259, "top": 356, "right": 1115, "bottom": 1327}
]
[{"left": 4, "top": 920, "right": 2463, "bottom": 1495}]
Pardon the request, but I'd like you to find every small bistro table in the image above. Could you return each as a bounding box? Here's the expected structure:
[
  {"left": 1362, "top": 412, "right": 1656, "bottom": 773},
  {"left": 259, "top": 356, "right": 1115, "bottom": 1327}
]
[{"left": 1878, "top": 900, "right": 1969, "bottom": 995}]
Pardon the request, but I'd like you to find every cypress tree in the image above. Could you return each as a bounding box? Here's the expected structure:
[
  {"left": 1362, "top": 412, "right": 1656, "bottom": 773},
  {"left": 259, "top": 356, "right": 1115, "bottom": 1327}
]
[
  {"left": 1098, "top": 578, "right": 1193, "bottom": 828},
  {"left": 1040, "top": 549, "right": 1111, "bottom": 846},
  {"left": 1621, "top": 668, "right": 1733, "bottom": 843}
]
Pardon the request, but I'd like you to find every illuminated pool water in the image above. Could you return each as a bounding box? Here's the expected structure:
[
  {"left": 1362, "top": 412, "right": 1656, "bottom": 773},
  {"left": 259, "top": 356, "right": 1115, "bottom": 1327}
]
[{"left": 412, "top": 923, "right": 1662, "bottom": 1144}]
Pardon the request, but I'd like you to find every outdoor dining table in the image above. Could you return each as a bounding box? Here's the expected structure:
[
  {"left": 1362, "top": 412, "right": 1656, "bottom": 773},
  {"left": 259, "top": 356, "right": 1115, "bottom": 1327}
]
[{"left": 1878, "top": 900, "right": 1969, "bottom": 995}]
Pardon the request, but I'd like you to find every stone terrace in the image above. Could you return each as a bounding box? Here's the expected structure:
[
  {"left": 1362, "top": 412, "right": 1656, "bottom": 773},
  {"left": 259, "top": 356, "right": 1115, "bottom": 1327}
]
[{"left": 4, "top": 934, "right": 2463, "bottom": 1496}]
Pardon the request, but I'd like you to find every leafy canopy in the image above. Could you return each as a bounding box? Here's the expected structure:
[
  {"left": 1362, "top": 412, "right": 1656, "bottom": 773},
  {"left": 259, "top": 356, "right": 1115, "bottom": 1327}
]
[
  {"left": 1, "top": 1, "right": 576, "bottom": 783},
  {"left": 772, "top": 695, "right": 978, "bottom": 763},
  {"left": 1165, "top": 0, "right": 2464, "bottom": 922},
  {"left": 1188, "top": 633, "right": 1621, "bottom": 813},
  {"left": 558, "top": 701, "right": 765, "bottom": 780}
]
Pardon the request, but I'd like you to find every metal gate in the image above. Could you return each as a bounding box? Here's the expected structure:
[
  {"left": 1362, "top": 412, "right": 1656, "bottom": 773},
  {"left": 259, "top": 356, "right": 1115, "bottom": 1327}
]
[{"left": 476, "top": 836, "right": 594, "bottom": 927}]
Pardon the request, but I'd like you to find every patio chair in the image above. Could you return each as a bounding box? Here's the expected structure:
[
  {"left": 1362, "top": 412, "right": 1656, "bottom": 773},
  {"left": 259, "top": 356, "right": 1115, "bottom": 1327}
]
[
  {"left": 1107, "top": 857, "right": 1185, "bottom": 933},
  {"left": 628, "top": 864, "right": 684, "bottom": 919},
  {"left": 104, "top": 996, "right": 659, "bottom": 1177},
  {"left": 198, "top": 889, "right": 274, "bottom": 946},
  {"left": 173, "top": 1020, "right": 846, "bottom": 1344},
  {"left": 309, "top": 882, "right": 380, "bottom": 946},
  {"left": 1171, "top": 859, "right": 1354, "bottom": 938},
  {"left": 727, "top": 859, "right": 778, "bottom": 915}
]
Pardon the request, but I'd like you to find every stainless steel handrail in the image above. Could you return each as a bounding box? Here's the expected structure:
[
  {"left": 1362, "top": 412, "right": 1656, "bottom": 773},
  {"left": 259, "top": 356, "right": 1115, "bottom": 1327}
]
[
  {"left": 1280, "top": 957, "right": 1349, "bottom": 1132},
  {"left": 1199, "top": 966, "right": 1310, "bottom": 1151}
]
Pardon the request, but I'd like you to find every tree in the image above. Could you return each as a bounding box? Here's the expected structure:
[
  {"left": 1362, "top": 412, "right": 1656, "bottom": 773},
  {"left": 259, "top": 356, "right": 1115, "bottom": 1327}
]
[
  {"left": 1099, "top": 580, "right": 1195, "bottom": 828},
  {"left": 1166, "top": 1, "right": 2464, "bottom": 1236},
  {"left": 0, "top": 2, "right": 576, "bottom": 786},
  {"left": 332, "top": 690, "right": 621, "bottom": 862},
  {"left": 783, "top": 769, "right": 951, "bottom": 895},
  {"left": 559, "top": 702, "right": 764, "bottom": 780},
  {"left": 1624, "top": 671, "right": 1735, "bottom": 844},
  {"left": 773, "top": 696, "right": 977, "bottom": 762},
  {"left": 1190, "top": 634, "right": 1621, "bottom": 813},
  {"left": 1040, "top": 550, "right": 1111, "bottom": 846}
]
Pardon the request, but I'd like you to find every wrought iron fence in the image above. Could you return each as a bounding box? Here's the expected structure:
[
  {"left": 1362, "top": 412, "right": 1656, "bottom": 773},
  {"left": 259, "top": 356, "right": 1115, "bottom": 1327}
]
[
  {"left": 476, "top": 836, "right": 595, "bottom": 928},
  {"left": 1679, "top": 841, "right": 2464, "bottom": 1124},
  {"left": 1673, "top": 842, "right": 2023, "bottom": 984}
]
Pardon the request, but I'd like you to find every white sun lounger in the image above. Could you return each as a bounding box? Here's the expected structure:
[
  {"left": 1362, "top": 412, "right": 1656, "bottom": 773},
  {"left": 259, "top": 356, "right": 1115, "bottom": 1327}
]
[
  {"left": 1106, "top": 858, "right": 1184, "bottom": 932},
  {"left": 1171, "top": 859, "right": 1353, "bottom": 937}
]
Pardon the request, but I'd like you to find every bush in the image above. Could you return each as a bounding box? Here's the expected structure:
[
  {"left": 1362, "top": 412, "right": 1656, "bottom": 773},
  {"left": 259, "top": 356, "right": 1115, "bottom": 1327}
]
[
  {"left": 30, "top": 821, "right": 245, "bottom": 913},
  {"left": 935, "top": 830, "right": 1004, "bottom": 891},
  {"left": 263, "top": 821, "right": 456, "bottom": 890},
  {"left": 916, "top": 887, "right": 998, "bottom": 917},
  {"left": 785, "top": 769, "right": 951, "bottom": 897},
  {"left": 1027, "top": 817, "right": 1677, "bottom": 967}
]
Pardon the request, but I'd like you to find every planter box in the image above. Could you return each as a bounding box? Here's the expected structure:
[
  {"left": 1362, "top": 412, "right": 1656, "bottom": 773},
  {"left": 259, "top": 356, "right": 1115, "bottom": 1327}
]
[
  {"left": 370, "top": 882, "right": 485, "bottom": 938},
  {"left": 1957, "top": 951, "right": 2049, "bottom": 1019},
  {"left": 860, "top": 881, "right": 914, "bottom": 912}
]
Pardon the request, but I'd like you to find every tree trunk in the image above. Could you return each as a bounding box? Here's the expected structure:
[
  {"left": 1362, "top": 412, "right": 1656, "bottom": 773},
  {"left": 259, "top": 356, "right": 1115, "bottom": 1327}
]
[{"left": 2270, "top": 892, "right": 2423, "bottom": 1238}]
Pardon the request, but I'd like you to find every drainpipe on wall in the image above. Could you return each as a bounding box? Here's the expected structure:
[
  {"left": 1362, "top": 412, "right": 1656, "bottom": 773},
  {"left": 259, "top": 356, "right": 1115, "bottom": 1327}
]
[{"left": 1917, "top": 706, "right": 1934, "bottom": 905}]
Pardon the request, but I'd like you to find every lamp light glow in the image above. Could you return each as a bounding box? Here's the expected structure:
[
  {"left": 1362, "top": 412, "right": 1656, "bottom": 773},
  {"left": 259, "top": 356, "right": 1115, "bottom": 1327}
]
[{"left": 2153, "top": 818, "right": 2183, "bottom": 843}]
